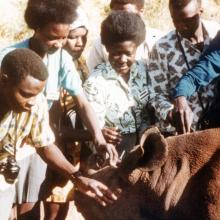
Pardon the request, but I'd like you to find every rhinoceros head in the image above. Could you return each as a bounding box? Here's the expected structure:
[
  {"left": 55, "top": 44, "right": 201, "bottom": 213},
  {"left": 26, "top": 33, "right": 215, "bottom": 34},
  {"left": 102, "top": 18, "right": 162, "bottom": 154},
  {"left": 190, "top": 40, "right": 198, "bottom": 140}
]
[{"left": 85, "top": 127, "right": 169, "bottom": 186}]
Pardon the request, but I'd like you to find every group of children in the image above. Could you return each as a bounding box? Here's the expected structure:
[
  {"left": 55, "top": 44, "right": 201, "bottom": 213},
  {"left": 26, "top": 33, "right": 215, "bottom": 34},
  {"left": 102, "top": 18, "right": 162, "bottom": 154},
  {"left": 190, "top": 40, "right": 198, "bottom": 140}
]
[{"left": 0, "top": 0, "right": 220, "bottom": 219}]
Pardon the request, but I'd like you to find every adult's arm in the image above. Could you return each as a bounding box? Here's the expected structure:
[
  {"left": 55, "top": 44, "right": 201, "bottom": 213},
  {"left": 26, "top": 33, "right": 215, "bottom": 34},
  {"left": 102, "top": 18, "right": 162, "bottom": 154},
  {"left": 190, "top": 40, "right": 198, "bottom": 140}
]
[
  {"left": 60, "top": 50, "right": 119, "bottom": 167},
  {"left": 148, "top": 43, "right": 174, "bottom": 122},
  {"left": 174, "top": 31, "right": 220, "bottom": 99},
  {"left": 74, "top": 92, "right": 119, "bottom": 166},
  {"left": 37, "top": 144, "right": 117, "bottom": 206},
  {"left": 173, "top": 31, "right": 220, "bottom": 133},
  {"left": 31, "top": 94, "right": 117, "bottom": 206}
]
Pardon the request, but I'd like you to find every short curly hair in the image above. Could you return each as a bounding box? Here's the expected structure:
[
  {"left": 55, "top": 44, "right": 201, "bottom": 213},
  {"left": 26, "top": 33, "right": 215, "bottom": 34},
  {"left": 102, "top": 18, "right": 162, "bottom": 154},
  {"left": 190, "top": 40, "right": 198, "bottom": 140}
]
[
  {"left": 169, "top": 0, "right": 201, "bottom": 10},
  {"left": 101, "top": 11, "right": 146, "bottom": 47},
  {"left": 110, "top": 0, "right": 145, "bottom": 9},
  {"left": 25, "top": 0, "right": 79, "bottom": 30},
  {"left": 1, "top": 49, "right": 48, "bottom": 84}
]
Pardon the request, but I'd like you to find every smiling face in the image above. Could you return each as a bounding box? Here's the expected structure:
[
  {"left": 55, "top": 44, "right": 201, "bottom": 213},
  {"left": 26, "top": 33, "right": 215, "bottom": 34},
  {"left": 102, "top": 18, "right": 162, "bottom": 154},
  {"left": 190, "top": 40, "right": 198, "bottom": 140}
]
[
  {"left": 6, "top": 75, "right": 46, "bottom": 112},
  {"left": 34, "top": 22, "right": 70, "bottom": 54},
  {"left": 64, "top": 26, "right": 88, "bottom": 59},
  {"left": 106, "top": 41, "right": 137, "bottom": 77},
  {"left": 170, "top": 0, "right": 202, "bottom": 38}
]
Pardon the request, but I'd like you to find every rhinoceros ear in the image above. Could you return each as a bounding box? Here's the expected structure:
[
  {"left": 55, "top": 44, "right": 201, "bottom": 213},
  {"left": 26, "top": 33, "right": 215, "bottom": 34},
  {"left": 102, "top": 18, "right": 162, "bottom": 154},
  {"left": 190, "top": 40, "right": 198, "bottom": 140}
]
[
  {"left": 118, "top": 144, "right": 144, "bottom": 176},
  {"left": 138, "top": 127, "right": 168, "bottom": 171}
]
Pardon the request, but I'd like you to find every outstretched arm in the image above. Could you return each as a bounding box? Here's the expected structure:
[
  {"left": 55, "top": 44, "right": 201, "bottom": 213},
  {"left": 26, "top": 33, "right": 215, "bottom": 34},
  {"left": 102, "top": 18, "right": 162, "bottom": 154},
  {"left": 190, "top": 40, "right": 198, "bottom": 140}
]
[
  {"left": 173, "top": 33, "right": 220, "bottom": 133},
  {"left": 37, "top": 144, "right": 117, "bottom": 206},
  {"left": 174, "top": 33, "right": 220, "bottom": 99},
  {"left": 74, "top": 93, "right": 119, "bottom": 167}
]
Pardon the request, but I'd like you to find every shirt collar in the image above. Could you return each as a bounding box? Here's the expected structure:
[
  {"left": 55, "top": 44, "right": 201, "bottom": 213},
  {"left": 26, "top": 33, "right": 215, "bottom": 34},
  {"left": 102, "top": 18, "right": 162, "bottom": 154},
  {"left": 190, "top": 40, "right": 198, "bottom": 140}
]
[{"left": 176, "top": 20, "right": 212, "bottom": 53}]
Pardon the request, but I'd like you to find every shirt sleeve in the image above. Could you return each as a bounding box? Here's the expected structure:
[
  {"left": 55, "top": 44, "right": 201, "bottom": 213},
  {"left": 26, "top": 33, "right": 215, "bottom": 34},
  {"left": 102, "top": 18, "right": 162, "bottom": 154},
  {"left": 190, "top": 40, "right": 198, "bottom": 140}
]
[
  {"left": 148, "top": 44, "right": 174, "bottom": 120},
  {"left": 174, "top": 32, "right": 220, "bottom": 99},
  {"left": 83, "top": 74, "right": 106, "bottom": 128},
  {"left": 147, "top": 84, "right": 174, "bottom": 121},
  {"left": 31, "top": 94, "right": 55, "bottom": 148},
  {"left": 59, "top": 50, "right": 84, "bottom": 97}
]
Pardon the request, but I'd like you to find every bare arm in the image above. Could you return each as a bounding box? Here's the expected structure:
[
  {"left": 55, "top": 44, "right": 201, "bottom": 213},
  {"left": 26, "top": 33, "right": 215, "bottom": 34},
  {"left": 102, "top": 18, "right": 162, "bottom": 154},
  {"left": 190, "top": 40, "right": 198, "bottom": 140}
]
[
  {"left": 173, "top": 96, "right": 194, "bottom": 134},
  {"left": 102, "top": 127, "right": 122, "bottom": 146},
  {"left": 74, "top": 93, "right": 104, "bottom": 143},
  {"left": 74, "top": 93, "right": 119, "bottom": 167},
  {"left": 37, "top": 144, "right": 78, "bottom": 175},
  {"left": 37, "top": 144, "right": 117, "bottom": 206}
]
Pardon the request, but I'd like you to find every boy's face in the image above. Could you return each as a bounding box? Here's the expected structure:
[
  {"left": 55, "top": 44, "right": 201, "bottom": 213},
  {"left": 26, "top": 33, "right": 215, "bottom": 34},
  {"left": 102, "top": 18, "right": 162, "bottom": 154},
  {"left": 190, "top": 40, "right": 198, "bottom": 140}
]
[
  {"left": 34, "top": 22, "right": 70, "bottom": 54},
  {"left": 111, "top": 3, "right": 143, "bottom": 15},
  {"left": 6, "top": 75, "right": 46, "bottom": 112},
  {"left": 107, "top": 40, "right": 137, "bottom": 76}
]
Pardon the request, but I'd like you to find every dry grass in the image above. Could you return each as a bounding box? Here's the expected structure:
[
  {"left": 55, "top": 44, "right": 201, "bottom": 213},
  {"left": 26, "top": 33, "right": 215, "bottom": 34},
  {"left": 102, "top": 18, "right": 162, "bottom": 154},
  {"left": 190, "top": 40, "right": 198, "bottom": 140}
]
[{"left": 0, "top": 0, "right": 220, "bottom": 49}]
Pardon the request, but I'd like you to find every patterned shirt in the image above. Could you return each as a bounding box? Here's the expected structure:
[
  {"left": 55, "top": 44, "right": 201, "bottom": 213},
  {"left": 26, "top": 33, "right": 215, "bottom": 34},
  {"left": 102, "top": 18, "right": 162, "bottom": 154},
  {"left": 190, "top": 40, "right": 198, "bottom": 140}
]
[
  {"left": 0, "top": 94, "right": 55, "bottom": 162},
  {"left": 83, "top": 61, "right": 173, "bottom": 134},
  {"left": 148, "top": 20, "right": 220, "bottom": 131}
]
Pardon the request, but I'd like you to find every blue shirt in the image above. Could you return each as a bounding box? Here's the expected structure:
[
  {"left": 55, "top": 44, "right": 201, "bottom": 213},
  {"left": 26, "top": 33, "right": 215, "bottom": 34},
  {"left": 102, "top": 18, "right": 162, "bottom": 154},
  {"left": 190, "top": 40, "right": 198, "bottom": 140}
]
[
  {"left": 174, "top": 31, "right": 220, "bottom": 99},
  {"left": 0, "top": 39, "right": 83, "bottom": 108}
]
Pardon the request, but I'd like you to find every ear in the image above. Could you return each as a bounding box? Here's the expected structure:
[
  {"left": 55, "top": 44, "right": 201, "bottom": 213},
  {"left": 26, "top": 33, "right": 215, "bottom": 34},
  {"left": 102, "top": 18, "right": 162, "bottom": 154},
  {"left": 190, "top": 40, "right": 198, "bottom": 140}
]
[
  {"left": 0, "top": 72, "right": 9, "bottom": 83},
  {"left": 118, "top": 144, "right": 144, "bottom": 176},
  {"left": 198, "top": 1, "right": 204, "bottom": 14},
  {"left": 138, "top": 127, "right": 168, "bottom": 171},
  {"left": 199, "top": 7, "right": 203, "bottom": 14},
  {"left": 138, "top": 7, "right": 144, "bottom": 14}
]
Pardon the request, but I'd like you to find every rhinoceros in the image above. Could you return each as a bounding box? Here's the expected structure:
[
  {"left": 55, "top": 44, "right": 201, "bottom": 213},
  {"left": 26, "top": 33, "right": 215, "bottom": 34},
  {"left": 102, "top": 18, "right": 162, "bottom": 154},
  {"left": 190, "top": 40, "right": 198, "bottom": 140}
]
[{"left": 74, "top": 127, "right": 220, "bottom": 220}]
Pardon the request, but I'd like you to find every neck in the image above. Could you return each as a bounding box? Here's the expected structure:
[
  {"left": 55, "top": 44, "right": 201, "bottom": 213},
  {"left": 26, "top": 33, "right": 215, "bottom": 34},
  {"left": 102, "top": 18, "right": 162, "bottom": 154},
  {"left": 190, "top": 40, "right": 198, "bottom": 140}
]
[
  {"left": 0, "top": 88, "right": 10, "bottom": 121},
  {"left": 121, "top": 74, "right": 130, "bottom": 83},
  {"left": 188, "top": 21, "right": 204, "bottom": 44},
  {"left": 29, "top": 36, "right": 47, "bottom": 58}
]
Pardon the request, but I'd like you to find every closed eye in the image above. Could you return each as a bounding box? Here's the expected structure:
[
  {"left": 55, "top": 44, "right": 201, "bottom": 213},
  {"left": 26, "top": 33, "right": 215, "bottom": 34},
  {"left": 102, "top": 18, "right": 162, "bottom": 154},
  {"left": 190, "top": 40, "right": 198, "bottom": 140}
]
[{"left": 19, "top": 90, "right": 34, "bottom": 98}]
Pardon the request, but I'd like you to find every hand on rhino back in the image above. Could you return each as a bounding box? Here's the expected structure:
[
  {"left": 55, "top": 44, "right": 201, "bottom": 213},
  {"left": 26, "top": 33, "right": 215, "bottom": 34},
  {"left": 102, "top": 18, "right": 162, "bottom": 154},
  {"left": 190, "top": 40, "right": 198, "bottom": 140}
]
[
  {"left": 74, "top": 175, "right": 118, "bottom": 207},
  {"left": 74, "top": 127, "right": 220, "bottom": 220}
]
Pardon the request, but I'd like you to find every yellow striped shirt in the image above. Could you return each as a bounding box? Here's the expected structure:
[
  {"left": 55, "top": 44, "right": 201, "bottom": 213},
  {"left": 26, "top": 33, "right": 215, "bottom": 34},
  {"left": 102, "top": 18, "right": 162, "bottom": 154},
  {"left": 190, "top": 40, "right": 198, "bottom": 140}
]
[{"left": 0, "top": 93, "right": 55, "bottom": 161}]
